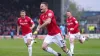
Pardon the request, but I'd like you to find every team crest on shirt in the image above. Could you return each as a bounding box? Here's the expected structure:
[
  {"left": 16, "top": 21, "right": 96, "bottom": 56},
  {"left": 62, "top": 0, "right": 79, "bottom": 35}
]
[{"left": 25, "top": 20, "right": 27, "bottom": 22}]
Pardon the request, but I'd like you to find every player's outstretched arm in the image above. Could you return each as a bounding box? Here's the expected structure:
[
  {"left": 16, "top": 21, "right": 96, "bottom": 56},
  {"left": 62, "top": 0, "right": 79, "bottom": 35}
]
[
  {"left": 33, "top": 18, "right": 51, "bottom": 35},
  {"left": 17, "top": 26, "right": 20, "bottom": 35},
  {"left": 30, "top": 24, "right": 35, "bottom": 30},
  {"left": 39, "top": 18, "right": 51, "bottom": 29},
  {"left": 33, "top": 19, "right": 41, "bottom": 35}
]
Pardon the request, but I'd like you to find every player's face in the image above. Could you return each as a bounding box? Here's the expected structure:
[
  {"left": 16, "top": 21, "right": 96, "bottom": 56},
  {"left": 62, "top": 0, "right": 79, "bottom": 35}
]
[
  {"left": 67, "top": 12, "right": 72, "bottom": 17},
  {"left": 20, "top": 12, "right": 26, "bottom": 18},
  {"left": 40, "top": 4, "right": 47, "bottom": 13}
]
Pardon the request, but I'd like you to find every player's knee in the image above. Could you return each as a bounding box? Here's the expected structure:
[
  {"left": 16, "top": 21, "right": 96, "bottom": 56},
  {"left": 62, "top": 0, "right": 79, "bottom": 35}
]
[
  {"left": 61, "top": 46, "right": 67, "bottom": 52},
  {"left": 27, "top": 42, "right": 31, "bottom": 45},
  {"left": 70, "top": 40, "right": 74, "bottom": 43},
  {"left": 42, "top": 44, "right": 48, "bottom": 50},
  {"left": 42, "top": 42, "right": 48, "bottom": 50},
  {"left": 26, "top": 42, "right": 31, "bottom": 47},
  {"left": 26, "top": 43, "right": 31, "bottom": 47},
  {"left": 42, "top": 46, "right": 47, "bottom": 50},
  {"left": 79, "top": 39, "right": 84, "bottom": 44},
  {"left": 27, "top": 39, "right": 32, "bottom": 45},
  {"left": 62, "top": 49, "right": 66, "bottom": 52},
  {"left": 70, "top": 39, "right": 74, "bottom": 43}
]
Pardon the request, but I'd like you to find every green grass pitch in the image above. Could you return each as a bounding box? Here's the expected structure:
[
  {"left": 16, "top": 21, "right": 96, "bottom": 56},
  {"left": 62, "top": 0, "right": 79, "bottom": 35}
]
[{"left": 0, "top": 39, "right": 100, "bottom": 56}]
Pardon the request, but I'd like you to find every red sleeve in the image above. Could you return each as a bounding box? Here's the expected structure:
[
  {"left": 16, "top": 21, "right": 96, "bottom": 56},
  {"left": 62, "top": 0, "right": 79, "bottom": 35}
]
[
  {"left": 17, "top": 18, "right": 20, "bottom": 26},
  {"left": 39, "top": 15, "right": 43, "bottom": 25},
  {"left": 47, "top": 10, "right": 54, "bottom": 19},
  {"left": 28, "top": 17, "right": 34, "bottom": 25},
  {"left": 73, "top": 17, "right": 79, "bottom": 30},
  {"left": 66, "top": 19, "right": 70, "bottom": 32}
]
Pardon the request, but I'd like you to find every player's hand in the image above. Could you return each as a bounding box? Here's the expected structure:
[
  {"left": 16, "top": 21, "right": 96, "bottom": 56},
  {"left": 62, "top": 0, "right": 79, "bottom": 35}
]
[
  {"left": 33, "top": 28, "right": 40, "bottom": 35},
  {"left": 70, "top": 28, "right": 74, "bottom": 31},
  {"left": 33, "top": 31, "right": 38, "bottom": 35},
  {"left": 36, "top": 26, "right": 40, "bottom": 31},
  {"left": 33, "top": 26, "right": 40, "bottom": 35}
]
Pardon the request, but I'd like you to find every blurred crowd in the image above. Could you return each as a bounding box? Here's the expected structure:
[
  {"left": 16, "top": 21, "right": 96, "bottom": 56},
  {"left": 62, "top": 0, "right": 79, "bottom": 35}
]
[
  {"left": 0, "top": 15, "right": 17, "bottom": 35},
  {"left": 0, "top": 0, "right": 99, "bottom": 35},
  {"left": 0, "top": 0, "right": 62, "bottom": 35}
]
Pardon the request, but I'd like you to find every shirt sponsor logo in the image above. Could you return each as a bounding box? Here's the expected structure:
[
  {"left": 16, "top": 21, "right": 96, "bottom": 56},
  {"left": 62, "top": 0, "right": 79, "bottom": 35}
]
[
  {"left": 20, "top": 23, "right": 28, "bottom": 25},
  {"left": 25, "top": 20, "right": 27, "bottom": 22},
  {"left": 67, "top": 22, "right": 73, "bottom": 25}
]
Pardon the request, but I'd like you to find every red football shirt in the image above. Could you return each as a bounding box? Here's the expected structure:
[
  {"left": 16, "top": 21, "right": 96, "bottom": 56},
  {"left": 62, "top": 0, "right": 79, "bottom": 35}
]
[
  {"left": 66, "top": 16, "right": 80, "bottom": 34},
  {"left": 17, "top": 16, "right": 34, "bottom": 35},
  {"left": 40, "top": 9, "right": 61, "bottom": 35}
]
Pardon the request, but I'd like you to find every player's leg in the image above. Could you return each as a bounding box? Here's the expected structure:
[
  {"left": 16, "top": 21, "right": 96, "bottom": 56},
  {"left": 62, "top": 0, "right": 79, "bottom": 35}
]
[
  {"left": 76, "top": 33, "right": 86, "bottom": 44},
  {"left": 33, "top": 34, "right": 38, "bottom": 43},
  {"left": 69, "top": 34, "right": 75, "bottom": 55},
  {"left": 27, "top": 39, "right": 34, "bottom": 56},
  {"left": 11, "top": 36, "right": 13, "bottom": 39},
  {"left": 63, "top": 35, "right": 66, "bottom": 40},
  {"left": 63, "top": 32, "right": 66, "bottom": 40},
  {"left": 24, "top": 33, "right": 34, "bottom": 56},
  {"left": 42, "top": 35, "right": 60, "bottom": 56},
  {"left": 54, "top": 33, "right": 72, "bottom": 56}
]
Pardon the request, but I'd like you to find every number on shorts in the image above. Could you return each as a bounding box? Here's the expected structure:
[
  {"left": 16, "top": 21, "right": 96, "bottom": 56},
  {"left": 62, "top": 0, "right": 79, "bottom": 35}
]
[
  {"left": 30, "top": 34, "right": 32, "bottom": 37},
  {"left": 60, "top": 40, "right": 64, "bottom": 43}
]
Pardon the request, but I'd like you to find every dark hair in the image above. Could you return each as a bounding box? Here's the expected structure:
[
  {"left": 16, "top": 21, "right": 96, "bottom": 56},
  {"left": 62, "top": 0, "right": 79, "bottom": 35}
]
[
  {"left": 67, "top": 10, "right": 71, "bottom": 12},
  {"left": 41, "top": 2, "right": 48, "bottom": 7},
  {"left": 20, "top": 10, "right": 26, "bottom": 13}
]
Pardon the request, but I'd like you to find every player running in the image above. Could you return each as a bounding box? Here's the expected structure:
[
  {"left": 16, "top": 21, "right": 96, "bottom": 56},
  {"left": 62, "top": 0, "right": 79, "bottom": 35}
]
[
  {"left": 17, "top": 10, "right": 35, "bottom": 56},
  {"left": 34, "top": 2, "right": 72, "bottom": 56},
  {"left": 66, "top": 11, "right": 87, "bottom": 56}
]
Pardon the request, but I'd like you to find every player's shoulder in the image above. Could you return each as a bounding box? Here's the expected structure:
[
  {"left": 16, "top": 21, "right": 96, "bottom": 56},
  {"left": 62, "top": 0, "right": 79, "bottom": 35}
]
[
  {"left": 26, "top": 16, "right": 31, "bottom": 19},
  {"left": 25, "top": 16, "right": 32, "bottom": 21},
  {"left": 47, "top": 9, "right": 54, "bottom": 16},
  {"left": 72, "top": 16, "right": 76, "bottom": 20},
  {"left": 48, "top": 9, "right": 53, "bottom": 13}
]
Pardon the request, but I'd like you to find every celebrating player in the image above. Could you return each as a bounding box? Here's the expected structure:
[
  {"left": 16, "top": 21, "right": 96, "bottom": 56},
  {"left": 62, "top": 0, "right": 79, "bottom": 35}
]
[
  {"left": 66, "top": 11, "right": 87, "bottom": 56},
  {"left": 17, "top": 10, "right": 35, "bottom": 56},
  {"left": 34, "top": 2, "right": 72, "bottom": 56}
]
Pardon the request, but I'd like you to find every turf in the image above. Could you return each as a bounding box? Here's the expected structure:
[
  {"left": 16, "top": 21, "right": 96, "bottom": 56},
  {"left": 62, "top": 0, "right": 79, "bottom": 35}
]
[{"left": 0, "top": 39, "right": 100, "bottom": 56}]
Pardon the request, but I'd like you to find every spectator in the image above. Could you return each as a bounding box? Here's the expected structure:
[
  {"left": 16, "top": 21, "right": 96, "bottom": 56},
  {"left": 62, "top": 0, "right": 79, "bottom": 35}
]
[
  {"left": 10, "top": 30, "right": 14, "bottom": 39},
  {"left": 60, "top": 24, "right": 66, "bottom": 40}
]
